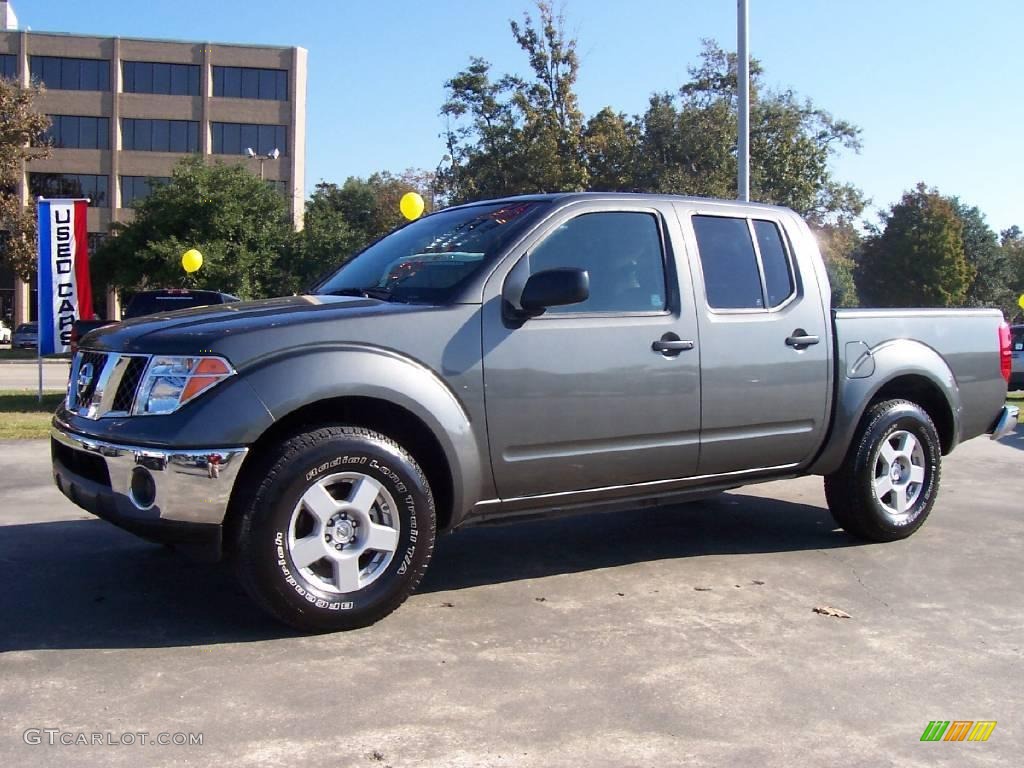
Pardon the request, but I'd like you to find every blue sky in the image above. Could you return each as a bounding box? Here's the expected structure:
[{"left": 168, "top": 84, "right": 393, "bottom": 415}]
[{"left": 21, "top": 1, "right": 1024, "bottom": 232}]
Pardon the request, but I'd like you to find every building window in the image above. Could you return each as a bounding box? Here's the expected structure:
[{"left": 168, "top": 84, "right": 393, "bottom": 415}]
[
  {"left": 122, "top": 61, "right": 200, "bottom": 96},
  {"left": 211, "top": 122, "right": 286, "bottom": 156},
  {"left": 87, "top": 233, "right": 108, "bottom": 254},
  {"left": 120, "top": 176, "right": 170, "bottom": 208},
  {"left": 0, "top": 54, "right": 16, "bottom": 80},
  {"left": 29, "top": 56, "right": 110, "bottom": 91},
  {"left": 29, "top": 173, "right": 108, "bottom": 207},
  {"left": 43, "top": 115, "right": 110, "bottom": 150},
  {"left": 212, "top": 66, "right": 287, "bottom": 100},
  {"left": 266, "top": 179, "right": 289, "bottom": 195},
  {"left": 121, "top": 118, "right": 199, "bottom": 153}
]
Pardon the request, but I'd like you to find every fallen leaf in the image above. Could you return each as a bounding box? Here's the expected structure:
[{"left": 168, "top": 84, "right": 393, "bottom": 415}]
[
  {"left": 440, "top": 602, "right": 455, "bottom": 608},
  {"left": 694, "top": 587, "right": 712, "bottom": 592},
  {"left": 751, "top": 580, "right": 765, "bottom": 586},
  {"left": 534, "top": 597, "right": 546, "bottom": 602},
  {"left": 813, "top": 605, "right": 852, "bottom": 619}
]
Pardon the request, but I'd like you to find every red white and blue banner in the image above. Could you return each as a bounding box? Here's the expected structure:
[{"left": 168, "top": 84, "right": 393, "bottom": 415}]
[{"left": 37, "top": 198, "right": 94, "bottom": 355}]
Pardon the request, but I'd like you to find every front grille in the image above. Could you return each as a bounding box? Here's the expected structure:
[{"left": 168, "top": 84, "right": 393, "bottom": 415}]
[
  {"left": 52, "top": 438, "right": 112, "bottom": 489},
  {"left": 69, "top": 351, "right": 150, "bottom": 419},
  {"left": 75, "top": 351, "right": 108, "bottom": 408},
  {"left": 112, "top": 356, "right": 148, "bottom": 413}
]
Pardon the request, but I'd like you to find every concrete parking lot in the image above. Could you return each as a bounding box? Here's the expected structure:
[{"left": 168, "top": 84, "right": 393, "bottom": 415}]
[{"left": 1, "top": 428, "right": 1021, "bottom": 767}]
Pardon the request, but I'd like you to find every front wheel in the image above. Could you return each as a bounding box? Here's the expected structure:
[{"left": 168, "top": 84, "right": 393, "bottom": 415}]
[
  {"left": 824, "top": 399, "right": 942, "bottom": 542},
  {"left": 234, "top": 426, "right": 436, "bottom": 632}
]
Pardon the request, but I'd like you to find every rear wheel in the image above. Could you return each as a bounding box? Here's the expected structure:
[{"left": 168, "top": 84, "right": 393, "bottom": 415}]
[
  {"left": 234, "top": 426, "right": 435, "bottom": 632},
  {"left": 824, "top": 399, "right": 941, "bottom": 542}
]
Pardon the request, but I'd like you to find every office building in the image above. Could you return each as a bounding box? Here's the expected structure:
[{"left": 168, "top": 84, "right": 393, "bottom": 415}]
[{"left": 0, "top": 6, "right": 307, "bottom": 323}]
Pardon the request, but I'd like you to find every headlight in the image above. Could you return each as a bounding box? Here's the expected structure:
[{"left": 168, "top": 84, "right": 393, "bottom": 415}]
[{"left": 133, "top": 356, "right": 234, "bottom": 415}]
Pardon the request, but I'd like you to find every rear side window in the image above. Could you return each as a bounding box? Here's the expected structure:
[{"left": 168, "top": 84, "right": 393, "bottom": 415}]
[
  {"left": 529, "top": 211, "right": 667, "bottom": 314},
  {"left": 692, "top": 216, "right": 763, "bottom": 309},
  {"left": 693, "top": 215, "right": 796, "bottom": 310},
  {"left": 753, "top": 220, "right": 794, "bottom": 307}
]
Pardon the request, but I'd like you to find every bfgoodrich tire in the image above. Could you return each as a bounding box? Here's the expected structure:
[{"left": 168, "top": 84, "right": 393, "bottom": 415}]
[
  {"left": 234, "top": 426, "right": 435, "bottom": 632},
  {"left": 824, "top": 399, "right": 942, "bottom": 542}
]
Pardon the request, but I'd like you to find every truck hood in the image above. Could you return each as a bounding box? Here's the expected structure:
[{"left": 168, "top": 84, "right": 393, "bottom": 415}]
[{"left": 83, "top": 294, "right": 448, "bottom": 365}]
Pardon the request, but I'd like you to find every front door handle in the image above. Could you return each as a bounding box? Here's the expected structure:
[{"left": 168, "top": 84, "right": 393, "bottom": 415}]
[
  {"left": 652, "top": 333, "right": 695, "bottom": 356},
  {"left": 785, "top": 329, "right": 820, "bottom": 348}
]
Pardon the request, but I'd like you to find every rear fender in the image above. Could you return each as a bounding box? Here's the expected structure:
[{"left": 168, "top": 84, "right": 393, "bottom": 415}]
[{"left": 811, "top": 338, "right": 960, "bottom": 475}]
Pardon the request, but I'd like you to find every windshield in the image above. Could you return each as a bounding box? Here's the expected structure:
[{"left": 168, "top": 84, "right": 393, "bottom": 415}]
[{"left": 315, "top": 201, "right": 547, "bottom": 304}]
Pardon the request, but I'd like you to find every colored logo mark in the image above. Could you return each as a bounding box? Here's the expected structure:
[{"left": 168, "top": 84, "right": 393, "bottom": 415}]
[{"left": 920, "top": 721, "right": 997, "bottom": 742}]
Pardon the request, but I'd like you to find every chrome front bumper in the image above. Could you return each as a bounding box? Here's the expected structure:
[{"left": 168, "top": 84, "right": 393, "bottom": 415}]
[
  {"left": 51, "top": 423, "right": 248, "bottom": 556},
  {"left": 990, "top": 405, "right": 1019, "bottom": 441}
]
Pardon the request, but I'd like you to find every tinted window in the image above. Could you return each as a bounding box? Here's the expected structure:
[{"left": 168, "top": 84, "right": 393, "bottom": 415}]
[
  {"left": 122, "top": 62, "right": 200, "bottom": 95},
  {"left": 753, "top": 220, "right": 795, "bottom": 307},
  {"left": 121, "top": 118, "right": 199, "bottom": 152},
  {"left": 43, "top": 115, "right": 110, "bottom": 149},
  {"left": 213, "top": 66, "right": 287, "bottom": 100},
  {"left": 29, "top": 173, "right": 108, "bottom": 207},
  {"left": 120, "top": 176, "right": 170, "bottom": 208},
  {"left": 693, "top": 215, "right": 764, "bottom": 309},
  {"left": 29, "top": 56, "right": 109, "bottom": 91},
  {"left": 529, "top": 212, "right": 666, "bottom": 314},
  {"left": 0, "top": 54, "right": 16, "bottom": 80},
  {"left": 211, "top": 122, "right": 286, "bottom": 155}
]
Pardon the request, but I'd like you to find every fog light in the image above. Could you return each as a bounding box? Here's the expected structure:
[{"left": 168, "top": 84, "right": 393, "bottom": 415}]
[{"left": 130, "top": 467, "right": 157, "bottom": 509}]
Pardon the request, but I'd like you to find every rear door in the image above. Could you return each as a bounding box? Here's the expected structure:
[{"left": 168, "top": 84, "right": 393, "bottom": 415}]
[
  {"left": 678, "top": 207, "right": 830, "bottom": 474},
  {"left": 482, "top": 201, "right": 702, "bottom": 499}
]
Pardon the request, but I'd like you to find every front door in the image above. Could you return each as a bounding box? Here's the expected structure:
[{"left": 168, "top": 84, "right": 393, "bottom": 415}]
[{"left": 482, "top": 202, "right": 701, "bottom": 500}]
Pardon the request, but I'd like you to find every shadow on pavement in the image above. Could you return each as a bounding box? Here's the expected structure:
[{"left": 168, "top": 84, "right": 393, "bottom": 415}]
[
  {"left": 1, "top": 492, "right": 857, "bottom": 651},
  {"left": 996, "top": 421, "right": 1024, "bottom": 452}
]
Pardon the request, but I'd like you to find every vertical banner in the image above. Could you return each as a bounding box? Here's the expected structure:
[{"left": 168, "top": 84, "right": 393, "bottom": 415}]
[{"left": 37, "top": 198, "right": 94, "bottom": 355}]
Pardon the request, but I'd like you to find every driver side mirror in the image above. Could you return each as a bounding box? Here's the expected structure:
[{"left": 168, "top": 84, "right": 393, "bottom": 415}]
[{"left": 519, "top": 268, "right": 590, "bottom": 315}]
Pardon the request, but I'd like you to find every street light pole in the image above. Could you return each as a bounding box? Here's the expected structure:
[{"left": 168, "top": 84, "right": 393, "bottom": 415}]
[
  {"left": 245, "top": 147, "right": 280, "bottom": 182},
  {"left": 737, "top": 0, "right": 750, "bottom": 202}
]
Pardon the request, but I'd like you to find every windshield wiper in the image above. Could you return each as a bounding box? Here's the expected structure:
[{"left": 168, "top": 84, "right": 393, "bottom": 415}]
[{"left": 324, "top": 287, "right": 404, "bottom": 303}]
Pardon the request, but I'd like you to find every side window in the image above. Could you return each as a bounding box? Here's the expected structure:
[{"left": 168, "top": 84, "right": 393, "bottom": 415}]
[
  {"left": 528, "top": 212, "right": 666, "bottom": 314},
  {"left": 692, "top": 215, "right": 763, "bottom": 309},
  {"left": 753, "top": 220, "right": 795, "bottom": 307}
]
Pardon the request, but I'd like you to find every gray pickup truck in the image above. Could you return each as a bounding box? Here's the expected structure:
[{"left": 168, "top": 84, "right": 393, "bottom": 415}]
[{"left": 52, "top": 193, "right": 1018, "bottom": 631}]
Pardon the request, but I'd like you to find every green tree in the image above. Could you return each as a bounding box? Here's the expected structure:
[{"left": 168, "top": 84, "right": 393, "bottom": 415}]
[
  {"left": 950, "top": 199, "right": 1011, "bottom": 310},
  {"left": 0, "top": 78, "right": 51, "bottom": 279},
  {"left": 858, "top": 184, "right": 973, "bottom": 308},
  {"left": 439, "top": 1, "right": 587, "bottom": 202},
  {"left": 814, "top": 220, "right": 861, "bottom": 306},
  {"left": 583, "top": 107, "right": 641, "bottom": 190},
  {"left": 1002, "top": 226, "right": 1024, "bottom": 322},
  {"left": 92, "top": 157, "right": 293, "bottom": 299},
  {"left": 634, "top": 40, "right": 865, "bottom": 223}
]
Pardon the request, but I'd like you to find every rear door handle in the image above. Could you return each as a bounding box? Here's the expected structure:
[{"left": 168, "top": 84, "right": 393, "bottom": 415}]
[{"left": 785, "top": 329, "right": 820, "bottom": 348}]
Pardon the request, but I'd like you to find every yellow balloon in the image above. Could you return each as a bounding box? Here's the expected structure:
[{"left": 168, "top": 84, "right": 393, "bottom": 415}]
[
  {"left": 400, "top": 191, "right": 425, "bottom": 221},
  {"left": 1018, "top": 293, "right": 1024, "bottom": 311},
  {"left": 182, "top": 249, "right": 203, "bottom": 273}
]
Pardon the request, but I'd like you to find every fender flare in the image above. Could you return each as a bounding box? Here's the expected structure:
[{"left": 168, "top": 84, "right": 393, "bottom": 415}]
[
  {"left": 239, "top": 343, "right": 488, "bottom": 526},
  {"left": 810, "top": 338, "right": 961, "bottom": 475}
]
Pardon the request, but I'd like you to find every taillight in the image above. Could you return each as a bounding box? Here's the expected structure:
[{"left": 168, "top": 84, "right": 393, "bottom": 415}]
[
  {"left": 998, "top": 322, "right": 1012, "bottom": 383},
  {"left": 70, "top": 325, "right": 80, "bottom": 355}
]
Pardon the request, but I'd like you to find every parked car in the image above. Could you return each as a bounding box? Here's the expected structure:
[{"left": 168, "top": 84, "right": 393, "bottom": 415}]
[
  {"left": 52, "top": 193, "right": 1018, "bottom": 632},
  {"left": 0, "top": 320, "right": 11, "bottom": 345},
  {"left": 71, "top": 289, "right": 239, "bottom": 353},
  {"left": 1010, "top": 324, "right": 1024, "bottom": 391},
  {"left": 13, "top": 322, "right": 38, "bottom": 350}
]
